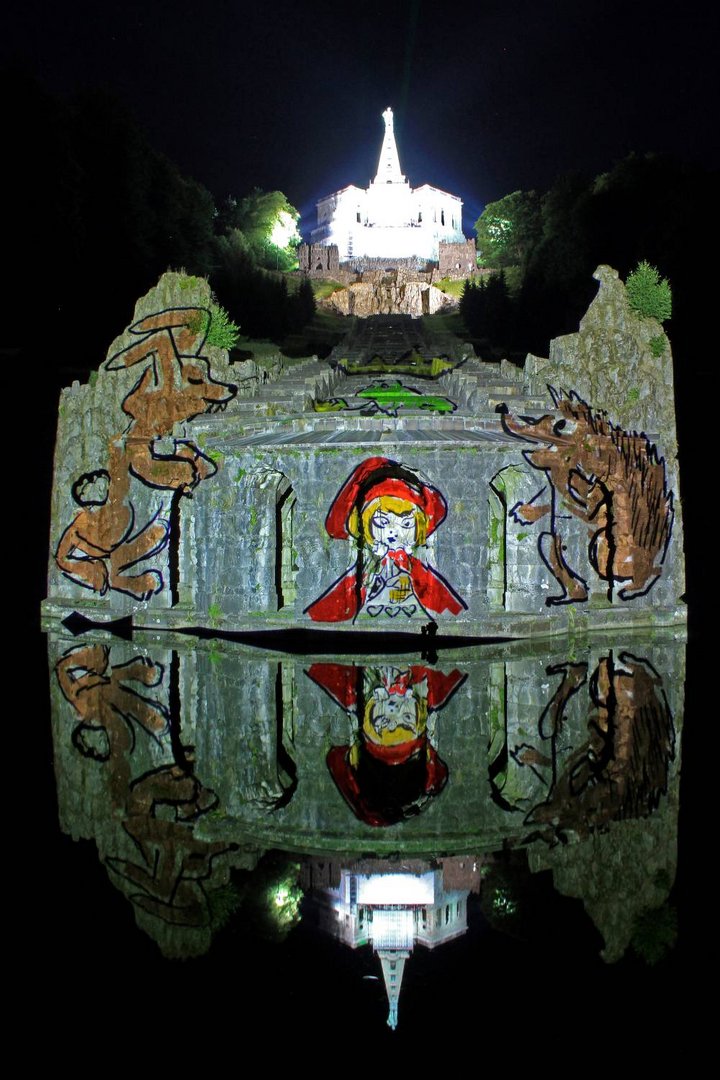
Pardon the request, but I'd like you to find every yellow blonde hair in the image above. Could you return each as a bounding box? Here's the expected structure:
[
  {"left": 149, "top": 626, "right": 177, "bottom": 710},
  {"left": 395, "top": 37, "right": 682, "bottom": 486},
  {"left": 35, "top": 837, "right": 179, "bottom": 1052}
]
[
  {"left": 361, "top": 695, "right": 429, "bottom": 748},
  {"left": 347, "top": 495, "right": 428, "bottom": 546}
]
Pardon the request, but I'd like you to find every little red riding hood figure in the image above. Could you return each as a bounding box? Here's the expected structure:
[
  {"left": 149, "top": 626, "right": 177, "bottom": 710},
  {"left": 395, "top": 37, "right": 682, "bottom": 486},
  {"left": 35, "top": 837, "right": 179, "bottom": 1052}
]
[
  {"left": 307, "top": 662, "right": 466, "bottom": 826},
  {"left": 305, "top": 457, "right": 466, "bottom": 622}
]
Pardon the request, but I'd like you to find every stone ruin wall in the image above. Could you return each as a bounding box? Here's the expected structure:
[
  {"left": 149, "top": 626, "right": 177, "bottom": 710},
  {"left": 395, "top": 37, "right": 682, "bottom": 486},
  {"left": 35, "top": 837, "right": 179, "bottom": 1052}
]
[
  {"left": 340, "top": 254, "right": 434, "bottom": 275},
  {"left": 438, "top": 240, "right": 478, "bottom": 278},
  {"left": 297, "top": 246, "right": 456, "bottom": 316},
  {"left": 321, "top": 275, "right": 449, "bottom": 317},
  {"left": 299, "top": 242, "right": 479, "bottom": 292},
  {"left": 298, "top": 242, "right": 340, "bottom": 277}
]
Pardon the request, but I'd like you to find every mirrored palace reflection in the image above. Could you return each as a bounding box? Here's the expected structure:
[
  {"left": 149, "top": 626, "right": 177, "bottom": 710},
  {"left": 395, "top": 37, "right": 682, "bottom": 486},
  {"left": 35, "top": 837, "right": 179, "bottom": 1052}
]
[{"left": 48, "top": 629, "right": 684, "bottom": 1023}]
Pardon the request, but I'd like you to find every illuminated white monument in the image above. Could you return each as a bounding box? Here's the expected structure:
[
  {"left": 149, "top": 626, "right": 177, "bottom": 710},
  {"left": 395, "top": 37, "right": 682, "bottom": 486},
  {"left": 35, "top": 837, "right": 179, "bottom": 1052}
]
[
  {"left": 311, "top": 107, "right": 465, "bottom": 261},
  {"left": 316, "top": 867, "right": 469, "bottom": 1030}
]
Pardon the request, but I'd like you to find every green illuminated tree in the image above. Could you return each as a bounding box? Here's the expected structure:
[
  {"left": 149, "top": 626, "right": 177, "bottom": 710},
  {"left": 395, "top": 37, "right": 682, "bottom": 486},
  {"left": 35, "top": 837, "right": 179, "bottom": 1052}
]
[
  {"left": 625, "top": 260, "right": 672, "bottom": 322},
  {"left": 225, "top": 189, "right": 301, "bottom": 271},
  {"left": 474, "top": 190, "right": 541, "bottom": 269}
]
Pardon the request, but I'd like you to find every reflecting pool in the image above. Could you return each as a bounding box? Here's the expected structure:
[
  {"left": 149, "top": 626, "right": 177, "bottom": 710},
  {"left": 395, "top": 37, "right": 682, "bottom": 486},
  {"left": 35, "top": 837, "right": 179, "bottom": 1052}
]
[{"left": 41, "top": 625, "right": 689, "bottom": 1039}]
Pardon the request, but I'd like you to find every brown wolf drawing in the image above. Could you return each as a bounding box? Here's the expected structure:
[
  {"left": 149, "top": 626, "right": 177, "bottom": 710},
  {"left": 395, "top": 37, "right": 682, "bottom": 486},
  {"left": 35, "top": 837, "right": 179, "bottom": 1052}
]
[
  {"left": 499, "top": 387, "right": 673, "bottom": 603},
  {"left": 105, "top": 307, "right": 237, "bottom": 491},
  {"left": 56, "top": 306, "right": 237, "bottom": 600}
]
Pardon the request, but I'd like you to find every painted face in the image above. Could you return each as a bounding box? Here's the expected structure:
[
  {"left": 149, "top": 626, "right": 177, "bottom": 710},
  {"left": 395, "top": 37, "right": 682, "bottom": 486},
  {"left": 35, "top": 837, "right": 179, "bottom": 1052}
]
[
  {"left": 370, "top": 508, "right": 416, "bottom": 554},
  {"left": 366, "top": 688, "right": 422, "bottom": 741}
]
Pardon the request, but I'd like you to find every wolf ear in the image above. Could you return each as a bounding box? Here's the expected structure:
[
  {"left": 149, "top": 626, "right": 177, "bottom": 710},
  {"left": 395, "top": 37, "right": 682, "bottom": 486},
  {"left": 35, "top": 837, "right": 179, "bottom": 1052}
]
[{"left": 128, "top": 308, "right": 208, "bottom": 335}]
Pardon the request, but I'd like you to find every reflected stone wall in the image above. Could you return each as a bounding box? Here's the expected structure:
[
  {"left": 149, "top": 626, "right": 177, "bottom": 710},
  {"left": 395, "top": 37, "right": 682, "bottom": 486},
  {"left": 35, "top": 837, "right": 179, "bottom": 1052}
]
[{"left": 47, "top": 629, "right": 684, "bottom": 960}]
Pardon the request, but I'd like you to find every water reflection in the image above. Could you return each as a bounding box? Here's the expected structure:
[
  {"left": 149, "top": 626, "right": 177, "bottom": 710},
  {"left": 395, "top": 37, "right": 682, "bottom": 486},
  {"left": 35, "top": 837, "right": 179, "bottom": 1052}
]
[
  {"left": 48, "top": 629, "right": 684, "bottom": 1019},
  {"left": 308, "top": 663, "right": 465, "bottom": 825},
  {"left": 302, "top": 855, "right": 479, "bottom": 1028},
  {"left": 54, "top": 642, "right": 241, "bottom": 956},
  {"left": 490, "top": 651, "right": 675, "bottom": 839}
]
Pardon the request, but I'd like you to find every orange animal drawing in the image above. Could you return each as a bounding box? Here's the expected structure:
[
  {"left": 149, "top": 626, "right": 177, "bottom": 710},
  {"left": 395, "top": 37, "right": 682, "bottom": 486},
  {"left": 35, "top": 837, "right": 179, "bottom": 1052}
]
[
  {"left": 499, "top": 387, "right": 673, "bottom": 603},
  {"left": 105, "top": 308, "right": 237, "bottom": 491},
  {"left": 55, "top": 450, "right": 169, "bottom": 600},
  {"left": 56, "top": 306, "right": 237, "bottom": 600},
  {"left": 56, "top": 645, "right": 229, "bottom": 929}
]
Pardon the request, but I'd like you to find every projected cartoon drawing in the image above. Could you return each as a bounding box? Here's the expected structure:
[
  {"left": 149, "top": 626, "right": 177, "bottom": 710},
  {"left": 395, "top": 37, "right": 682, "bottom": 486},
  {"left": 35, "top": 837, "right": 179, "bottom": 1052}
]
[
  {"left": 55, "top": 306, "right": 237, "bottom": 600},
  {"left": 307, "top": 662, "right": 465, "bottom": 826},
  {"left": 305, "top": 456, "right": 466, "bottom": 622},
  {"left": 499, "top": 388, "right": 673, "bottom": 604},
  {"left": 54, "top": 457, "right": 170, "bottom": 601},
  {"left": 103, "top": 307, "right": 236, "bottom": 491},
  {"left": 314, "top": 380, "right": 457, "bottom": 417},
  {"left": 488, "top": 650, "right": 674, "bottom": 840}
]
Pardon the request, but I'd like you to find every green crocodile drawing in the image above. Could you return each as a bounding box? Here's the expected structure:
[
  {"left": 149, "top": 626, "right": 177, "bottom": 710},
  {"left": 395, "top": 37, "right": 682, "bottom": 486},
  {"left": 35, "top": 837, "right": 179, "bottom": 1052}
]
[{"left": 315, "top": 380, "right": 456, "bottom": 417}]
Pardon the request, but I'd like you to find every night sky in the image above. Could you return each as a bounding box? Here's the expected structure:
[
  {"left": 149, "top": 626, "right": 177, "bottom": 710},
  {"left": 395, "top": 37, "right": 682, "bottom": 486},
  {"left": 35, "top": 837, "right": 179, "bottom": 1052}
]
[{"left": 5, "top": 0, "right": 718, "bottom": 235}]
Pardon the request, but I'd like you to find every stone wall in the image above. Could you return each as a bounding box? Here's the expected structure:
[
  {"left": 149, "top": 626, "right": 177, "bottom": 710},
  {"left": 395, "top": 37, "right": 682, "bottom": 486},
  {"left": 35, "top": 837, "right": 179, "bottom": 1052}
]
[
  {"left": 298, "top": 242, "right": 340, "bottom": 276},
  {"left": 43, "top": 265, "right": 685, "bottom": 639},
  {"left": 438, "top": 239, "right": 478, "bottom": 278},
  {"left": 524, "top": 265, "right": 677, "bottom": 443},
  {"left": 45, "top": 272, "right": 242, "bottom": 617},
  {"left": 317, "top": 267, "right": 450, "bottom": 317},
  {"left": 341, "top": 255, "right": 434, "bottom": 274}
]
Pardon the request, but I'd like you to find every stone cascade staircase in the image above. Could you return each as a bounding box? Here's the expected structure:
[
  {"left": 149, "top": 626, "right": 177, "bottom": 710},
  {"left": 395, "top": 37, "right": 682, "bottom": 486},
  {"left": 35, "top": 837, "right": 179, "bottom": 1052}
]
[
  {"left": 222, "top": 311, "right": 554, "bottom": 429},
  {"left": 223, "top": 354, "right": 553, "bottom": 430},
  {"left": 229, "top": 358, "right": 346, "bottom": 419},
  {"left": 438, "top": 358, "right": 551, "bottom": 423},
  {"left": 328, "top": 314, "right": 467, "bottom": 369}
]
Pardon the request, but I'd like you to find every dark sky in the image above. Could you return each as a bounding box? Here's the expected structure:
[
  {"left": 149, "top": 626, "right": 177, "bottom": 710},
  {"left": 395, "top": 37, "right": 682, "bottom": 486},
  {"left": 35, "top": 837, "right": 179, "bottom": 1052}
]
[{"left": 5, "top": 0, "right": 718, "bottom": 235}]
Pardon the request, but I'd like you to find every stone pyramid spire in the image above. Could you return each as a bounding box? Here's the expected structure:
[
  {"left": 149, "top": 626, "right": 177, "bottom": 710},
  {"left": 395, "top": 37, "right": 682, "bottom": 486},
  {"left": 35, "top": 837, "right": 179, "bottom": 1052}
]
[
  {"left": 377, "top": 948, "right": 410, "bottom": 1030},
  {"left": 375, "top": 107, "right": 406, "bottom": 184}
]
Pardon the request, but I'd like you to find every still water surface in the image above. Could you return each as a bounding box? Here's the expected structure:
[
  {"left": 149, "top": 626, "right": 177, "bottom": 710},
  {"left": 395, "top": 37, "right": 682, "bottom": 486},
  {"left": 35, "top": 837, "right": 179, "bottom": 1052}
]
[{"left": 38, "top": 624, "right": 693, "bottom": 1043}]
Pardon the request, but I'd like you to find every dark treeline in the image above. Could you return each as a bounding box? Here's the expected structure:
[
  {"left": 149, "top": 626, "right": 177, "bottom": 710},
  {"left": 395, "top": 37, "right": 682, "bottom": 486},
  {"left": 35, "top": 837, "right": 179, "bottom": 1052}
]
[
  {"left": 461, "top": 154, "right": 714, "bottom": 369},
  {"left": 461, "top": 153, "right": 712, "bottom": 614},
  {"left": 212, "top": 225, "right": 315, "bottom": 341},
  {"left": 6, "top": 71, "right": 314, "bottom": 382},
  {"left": 8, "top": 70, "right": 710, "bottom": 393}
]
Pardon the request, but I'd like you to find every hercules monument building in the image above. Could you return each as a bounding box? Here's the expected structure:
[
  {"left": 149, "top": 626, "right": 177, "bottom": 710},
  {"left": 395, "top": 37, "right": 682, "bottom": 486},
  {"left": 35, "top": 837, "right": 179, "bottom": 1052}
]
[{"left": 310, "top": 107, "right": 466, "bottom": 262}]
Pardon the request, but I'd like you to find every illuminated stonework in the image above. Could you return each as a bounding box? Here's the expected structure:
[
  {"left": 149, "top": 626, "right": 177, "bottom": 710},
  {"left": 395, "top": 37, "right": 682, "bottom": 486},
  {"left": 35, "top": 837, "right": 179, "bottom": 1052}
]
[
  {"left": 43, "top": 267, "right": 686, "bottom": 640},
  {"left": 311, "top": 107, "right": 465, "bottom": 261}
]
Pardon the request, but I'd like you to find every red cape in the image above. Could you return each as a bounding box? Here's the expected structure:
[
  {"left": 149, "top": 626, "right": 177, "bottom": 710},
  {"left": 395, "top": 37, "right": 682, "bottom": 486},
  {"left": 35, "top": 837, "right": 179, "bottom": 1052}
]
[
  {"left": 326, "top": 743, "right": 448, "bottom": 827},
  {"left": 305, "top": 556, "right": 466, "bottom": 622}
]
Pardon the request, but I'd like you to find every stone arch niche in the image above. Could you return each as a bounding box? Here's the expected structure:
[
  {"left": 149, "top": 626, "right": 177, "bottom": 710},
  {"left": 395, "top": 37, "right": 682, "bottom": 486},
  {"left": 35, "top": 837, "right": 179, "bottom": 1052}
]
[
  {"left": 275, "top": 476, "right": 297, "bottom": 610},
  {"left": 488, "top": 465, "right": 537, "bottom": 612},
  {"left": 193, "top": 466, "right": 297, "bottom": 622},
  {"left": 246, "top": 468, "right": 298, "bottom": 614}
]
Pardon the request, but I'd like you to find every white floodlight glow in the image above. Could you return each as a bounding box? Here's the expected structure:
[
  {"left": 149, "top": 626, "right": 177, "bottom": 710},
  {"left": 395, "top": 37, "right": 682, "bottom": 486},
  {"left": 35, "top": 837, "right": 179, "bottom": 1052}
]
[{"left": 270, "top": 210, "right": 301, "bottom": 250}]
